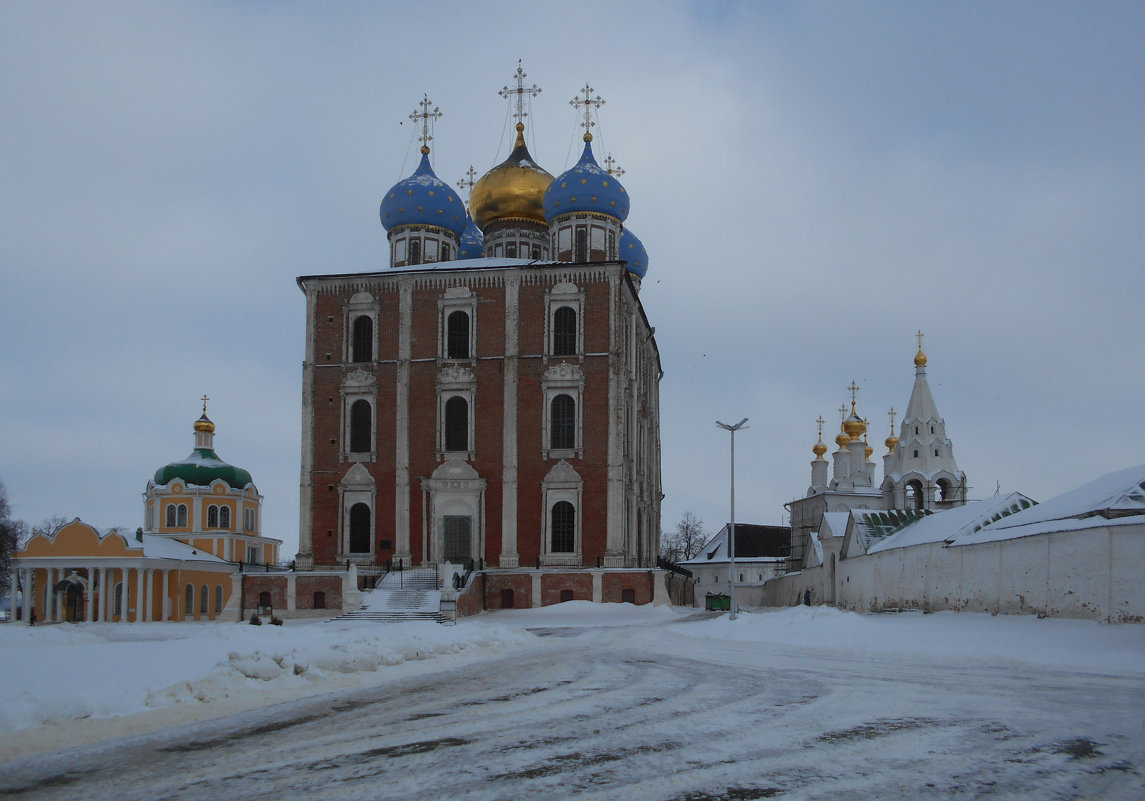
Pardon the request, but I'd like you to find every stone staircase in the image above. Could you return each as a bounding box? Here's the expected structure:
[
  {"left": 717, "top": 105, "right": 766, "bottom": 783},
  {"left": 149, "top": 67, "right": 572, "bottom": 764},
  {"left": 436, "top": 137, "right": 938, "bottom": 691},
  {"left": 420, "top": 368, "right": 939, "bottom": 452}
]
[{"left": 332, "top": 568, "right": 449, "bottom": 624}]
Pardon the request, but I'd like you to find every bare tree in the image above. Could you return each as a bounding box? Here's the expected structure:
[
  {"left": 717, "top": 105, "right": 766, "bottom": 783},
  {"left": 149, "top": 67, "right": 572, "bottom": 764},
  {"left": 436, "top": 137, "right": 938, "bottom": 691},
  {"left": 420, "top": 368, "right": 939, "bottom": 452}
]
[
  {"left": 0, "top": 482, "right": 24, "bottom": 597},
  {"left": 660, "top": 511, "right": 707, "bottom": 564},
  {"left": 31, "top": 515, "right": 68, "bottom": 538}
]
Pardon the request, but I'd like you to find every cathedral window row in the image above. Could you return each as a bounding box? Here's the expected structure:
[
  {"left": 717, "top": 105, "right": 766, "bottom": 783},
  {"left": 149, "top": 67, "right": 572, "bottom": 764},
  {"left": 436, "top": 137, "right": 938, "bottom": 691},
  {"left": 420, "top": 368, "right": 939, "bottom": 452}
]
[
  {"left": 165, "top": 503, "right": 188, "bottom": 528},
  {"left": 206, "top": 504, "right": 230, "bottom": 529}
]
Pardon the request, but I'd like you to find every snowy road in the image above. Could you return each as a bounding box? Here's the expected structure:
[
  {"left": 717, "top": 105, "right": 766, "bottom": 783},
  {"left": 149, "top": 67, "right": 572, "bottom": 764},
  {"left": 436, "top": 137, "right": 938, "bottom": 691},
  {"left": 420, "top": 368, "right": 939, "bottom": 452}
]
[{"left": 3, "top": 610, "right": 1144, "bottom": 800}]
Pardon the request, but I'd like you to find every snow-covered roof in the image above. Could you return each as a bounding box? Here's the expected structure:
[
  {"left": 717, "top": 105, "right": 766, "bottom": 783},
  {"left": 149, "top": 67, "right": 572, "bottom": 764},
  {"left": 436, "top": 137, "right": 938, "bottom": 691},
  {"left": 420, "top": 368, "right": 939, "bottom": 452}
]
[
  {"left": 819, "top": 513, "right": 850, "bottom": 540},
  {"left": 869, "top": 493, "right": 1035, "bottom": 554},
  {"left": 680, "top": 523, "right": 789, "bottom": 565},
  {"left": 141, "top": 534, "right": 228, "bottom": 564},
  {"left": 848, "top": 508, "right": 931, "bottom": 554}
]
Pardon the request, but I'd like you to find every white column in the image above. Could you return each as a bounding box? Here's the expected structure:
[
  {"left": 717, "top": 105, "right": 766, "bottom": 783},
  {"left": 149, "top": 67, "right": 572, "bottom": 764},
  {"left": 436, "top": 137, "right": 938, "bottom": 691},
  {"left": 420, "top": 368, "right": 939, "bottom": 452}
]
[
  {"left": 394, "top": 279, "right": 412, "bottom": 566},
  {"left": 162, "top": 570, "right": 170, "bottom": 620},
  {"left": 135, "top": 567, "right": 145, "bottom": 622},
  {"left": 143, "top": 569, "right": 153, "bottom": 622},
  {"left": 500, "top": 275, "right": 520, "bottom": 568},
  {"left": 54, "top": 569, "right": 64, "bottom": 622},
  {"left": 43, "top": 568, "right": 53, "bottom": 622},
  {"left": 119, "top": 569, "right": 129, "bottom": 622},
  {"left": 9, "top": 570, "right": 18, "bottom": 625}
]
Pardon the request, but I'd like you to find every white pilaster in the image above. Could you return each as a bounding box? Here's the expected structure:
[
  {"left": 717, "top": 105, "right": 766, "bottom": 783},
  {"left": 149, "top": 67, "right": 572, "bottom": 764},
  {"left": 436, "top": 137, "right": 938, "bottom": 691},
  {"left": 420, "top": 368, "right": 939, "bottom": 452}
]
[
  {"left": 162, "top": 570, "right": 169, "bottom": 620},
  {"left": 144, "top": 569, "right": 153, "bottom": 622},
  {"left": 394, "top": 278, "right": 413, "bottom": 566},
  {"left": 119, "top": 569, "right": 128, "bottom": 623},
  {"left": 604, "top": 272, "right": 626, "bottom": 566},
  {"left": 136, "top": 567, "right": 145, "bottom": 622},
  {"left": 531, "top": 571, "right": 542, "bottom": 608},
  {"left": 500, "top": 275, "right": 520, "bottom": 568},
  {"left": 21, "top": 568, "right": 32, "bottom": 623}
]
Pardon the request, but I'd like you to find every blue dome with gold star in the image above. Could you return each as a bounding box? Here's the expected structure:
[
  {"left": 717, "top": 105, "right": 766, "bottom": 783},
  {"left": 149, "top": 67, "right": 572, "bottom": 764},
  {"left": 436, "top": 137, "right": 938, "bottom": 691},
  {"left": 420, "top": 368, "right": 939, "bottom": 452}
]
[
  {"left": 543, "top": 137, "right": 629, "bottom": 223},
  {"left": 619, "top": 227, "right": 648, "bottom": 278},
  {"left": 379, "top": 149, "right": 467, "bottom": 238},
  {"left": 457, "top": 216, "right": 484, "bottom": 259}
]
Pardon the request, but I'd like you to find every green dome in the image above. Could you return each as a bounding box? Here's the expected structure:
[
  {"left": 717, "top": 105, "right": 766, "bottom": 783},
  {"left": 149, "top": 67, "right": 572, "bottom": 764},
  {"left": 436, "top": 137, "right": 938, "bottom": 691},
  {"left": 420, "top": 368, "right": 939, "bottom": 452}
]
[{"left": 153, "top": 448, "right": 253, "bottom": 488}]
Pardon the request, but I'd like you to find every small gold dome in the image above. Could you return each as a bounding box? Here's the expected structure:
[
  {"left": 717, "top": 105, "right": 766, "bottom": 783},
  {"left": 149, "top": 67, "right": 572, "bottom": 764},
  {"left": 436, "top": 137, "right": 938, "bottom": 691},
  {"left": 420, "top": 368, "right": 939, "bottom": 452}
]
[
  {"left": 835, "top": 428, "right": 851, "bottom": 449},
  {"left": 842, "top": 404, "right": 866, "bottom": 440},
  {"left": 469, "top": 123, "right": 554, "bottom": 231},
  {"left": 813, "top": 438, "right": 827, "bottom": 459},
  {"left": 864, "top": 435, "right": 873, "bottom": 460},
  {"left": 885, "top": 434, "right": 899, "bottom": 453},
  {"left": 914, "top": 347, "right": 927, "bottom": 367},
  {"left": 193, "top": 414, "right": 215, "bottom": 434}
]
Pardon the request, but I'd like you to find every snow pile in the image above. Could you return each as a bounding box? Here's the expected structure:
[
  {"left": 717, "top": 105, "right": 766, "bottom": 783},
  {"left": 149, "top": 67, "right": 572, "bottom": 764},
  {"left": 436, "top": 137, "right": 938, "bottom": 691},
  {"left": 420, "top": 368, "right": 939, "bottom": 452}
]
[
  {"left": 0, "top": 620, "right": 533, "bottom": 734},
  {"left": 470, "top": 600, "right": 685, "bottom": 628},
  {"left": 676, "top": 605, "right": 1145, "bottom": 674}
]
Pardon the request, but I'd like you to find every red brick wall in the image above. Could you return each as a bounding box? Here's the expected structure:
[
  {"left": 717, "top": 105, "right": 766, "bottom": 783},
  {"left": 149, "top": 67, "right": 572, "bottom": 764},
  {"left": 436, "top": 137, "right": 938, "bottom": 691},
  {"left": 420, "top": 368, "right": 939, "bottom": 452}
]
[
  {"left": 243, "top": 575, "right": 287, "bottom": 611},
  {"left": 541, "top": 572, "right": 593, "bottom": 605},
  {"left": 296, "top": 575, "right": 342, "bottom": 611},
  {"left": 602, "top": 572, "right": 653, "bottom": 605},
  {"left": 484, "top": 573, "right": 533, "bottom": 610},
  {"left": 456, "top": 574, "right": 485, "bottom": 617}
]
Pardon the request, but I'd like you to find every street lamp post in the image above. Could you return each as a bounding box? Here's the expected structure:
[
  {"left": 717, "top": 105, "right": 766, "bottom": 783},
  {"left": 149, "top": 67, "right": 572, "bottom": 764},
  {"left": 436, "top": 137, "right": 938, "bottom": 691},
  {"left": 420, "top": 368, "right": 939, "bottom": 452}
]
[{"left": 716, "top": 418, "right": 749, "bottom": 621}]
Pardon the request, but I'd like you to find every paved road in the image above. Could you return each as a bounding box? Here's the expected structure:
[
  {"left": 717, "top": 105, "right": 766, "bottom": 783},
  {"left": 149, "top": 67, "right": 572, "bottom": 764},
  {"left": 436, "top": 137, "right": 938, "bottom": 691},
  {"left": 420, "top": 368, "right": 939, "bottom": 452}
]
[{"left": 3, "top": 624, "right": 1143, "bottom": 800}]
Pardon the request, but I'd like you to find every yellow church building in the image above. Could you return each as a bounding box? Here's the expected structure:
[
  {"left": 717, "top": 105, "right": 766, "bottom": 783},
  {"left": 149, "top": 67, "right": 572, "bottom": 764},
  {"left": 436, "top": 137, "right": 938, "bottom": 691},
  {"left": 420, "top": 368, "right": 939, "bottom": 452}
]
[{"left": 11, "top": 403, "right": 281, "bottom": 623}]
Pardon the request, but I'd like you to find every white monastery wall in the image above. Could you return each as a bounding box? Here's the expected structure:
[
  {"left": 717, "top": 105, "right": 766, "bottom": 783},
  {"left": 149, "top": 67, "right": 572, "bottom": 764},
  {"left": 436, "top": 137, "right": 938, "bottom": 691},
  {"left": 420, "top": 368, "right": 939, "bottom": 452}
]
[{"left": 764, "top": 523, "right": 1145, "bottom": 622}]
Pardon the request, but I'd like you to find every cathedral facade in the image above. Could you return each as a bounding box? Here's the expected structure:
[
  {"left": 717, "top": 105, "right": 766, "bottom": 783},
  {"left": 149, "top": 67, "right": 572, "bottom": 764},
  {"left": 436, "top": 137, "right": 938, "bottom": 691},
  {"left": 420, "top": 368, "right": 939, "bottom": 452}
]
[{"left": 295, "top": 75, "right": 663, "bottom": 606}]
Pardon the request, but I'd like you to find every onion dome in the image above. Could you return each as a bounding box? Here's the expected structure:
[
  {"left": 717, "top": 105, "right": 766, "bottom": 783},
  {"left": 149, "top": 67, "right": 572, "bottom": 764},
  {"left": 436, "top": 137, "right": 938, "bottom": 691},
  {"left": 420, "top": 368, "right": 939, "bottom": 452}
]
[
  {"left": 457, "top": 216, "right": 484, "bottom": 259},
  {"left": 834, "top": 426, "right": 851, "bottom": 449},
  {"left": 154, "top": 414, "right": 252, "bottom": 488},
  {"left": 864, "top": 433, "right": 874, "bottom": 460},
  {"left": 619, "top": 227, "right": 648, "bottom": 278},
  {"left": 914, "top": 346, "right": 927, "bottom": 368},
  {"left": 543, "top": 134, "right": 629, "bottom": 223},
  {"left": 812, "top": 433, "right": 827, "bottom": 459},
  {"left": 379, "top": 148, "right": 467, "bottom": 238},
  {"left": 885, "top": 432, "right": 899, "bottom": 453},
  {"left": 842, "top": 403, "right": 866, "bottom": 440},
  {"left": 469, "top": 123, "right": 554, "bottom": 230}
]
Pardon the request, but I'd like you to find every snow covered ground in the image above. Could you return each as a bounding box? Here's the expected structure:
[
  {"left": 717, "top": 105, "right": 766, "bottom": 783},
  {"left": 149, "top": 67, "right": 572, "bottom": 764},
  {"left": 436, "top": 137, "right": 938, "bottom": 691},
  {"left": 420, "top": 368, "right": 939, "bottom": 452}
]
[{"left": 3, "top": 605, "right": 1144, "bottom": 799}]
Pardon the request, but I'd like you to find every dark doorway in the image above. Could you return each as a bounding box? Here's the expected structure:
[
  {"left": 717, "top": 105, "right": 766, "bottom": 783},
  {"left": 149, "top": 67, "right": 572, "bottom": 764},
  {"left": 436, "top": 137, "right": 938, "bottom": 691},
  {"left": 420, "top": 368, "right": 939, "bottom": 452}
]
[
  {"left": 621, "top": 588, "right": 636, "bottom": 604},
  {"left": 560, "top": 589, "right": 574, "bottom": 603},
  {"left": 500, "top": 588, "right": 515, "bottom": 609},
  {"left": 444, "top": 516, "right": 471, "bottom": 563}
]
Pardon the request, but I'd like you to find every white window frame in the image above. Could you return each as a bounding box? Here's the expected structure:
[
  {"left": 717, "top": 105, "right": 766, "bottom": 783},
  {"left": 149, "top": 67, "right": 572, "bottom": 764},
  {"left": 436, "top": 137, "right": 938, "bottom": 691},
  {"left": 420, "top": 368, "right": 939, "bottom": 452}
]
[
  {"left": 338, "top": 463, "right": 377, "bottom": 561},
  {"left": 436, "top": 366, "right": 476, "bottom": 461},
  {"left": 438, "top": 287, "right": 477, "bottom": 362},
  {"left": 545, "top": 282, "right": 585, "bottom": 359},
  {"left": 541, "top": 362, "right": 585, "bottom": 460},
  {"left": 343, "top": 292, "right": 378, "bottom": 364},
  {"left": 340, "top": 369, "right": 378, "bottom": 463},
  {"left": 541, "top": 460, "right": 583, "bottom": 567}
]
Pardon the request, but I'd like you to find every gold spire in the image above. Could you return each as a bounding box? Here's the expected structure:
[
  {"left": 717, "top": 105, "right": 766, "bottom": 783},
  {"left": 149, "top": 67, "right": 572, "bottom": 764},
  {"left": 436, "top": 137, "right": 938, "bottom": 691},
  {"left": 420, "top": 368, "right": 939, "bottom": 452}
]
[
  {"left": 842, "top": 380, "right": 867, "bottom": 439},
  {"left": 885, "top": 407, "right": 899, "bottom": 453},
  {"left": 194, "top": 394, "right": 215, "bottom": 433},
  {"left": 409, "top": 95, "right": 442, "bottom": 157},
  {"left": 571, "top": 83, "right": 605, "bottom": 143},
  {"left": 914, "top": 329, "right": 928, "bottom": 367},
  {"left": 813, "top": 416, "right": 827, "bottom": 459}
]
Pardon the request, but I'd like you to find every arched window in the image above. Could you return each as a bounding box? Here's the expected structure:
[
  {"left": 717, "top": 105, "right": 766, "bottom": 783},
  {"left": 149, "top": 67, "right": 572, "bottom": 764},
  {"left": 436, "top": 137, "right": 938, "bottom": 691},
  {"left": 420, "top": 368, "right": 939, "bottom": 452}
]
[
  {"left": 409, "top": 239, "right": 421, "bottom": 266},
  {"left": 200, "top": 584, "right": 209, "bottom": 614},
  {"left": 219, "top": 506, "right": 230, "bottom": 529},
  {"left": 550, "top": 394, "right": 575, "bottom": 450},
  {"left": 176, "top": 504, "right": 187, "bottom": 527},
  {"left": 574, "top": 227, "right": 588, "bottom": 262},
  {"left": 352, "top": 316, "right": 373, "bottom": 363},
  {"left": 349, "top": 503, "right": 371, "bottom": 553},
  {"left": 905, "top": 480, "right": 924, "bottom": 510},
  {"left": 447, "top": 311, "right": 470, "bottom": 359},
  {"left": 505, "top": 242, "right": 518, "bottom": 258},
  {"left": 207, "top": 505, "right": 219, "bottom": 528},
  {"left": 184, "top": 584, "right": 194, "bottom": 618},
  {"left": 214, "top": 585, "right": 223, "bottom": 616},
  {"left": 551, "top": 501, "right": 575, "bottom": 553},
  {"left": 445, "top": 396, "right": 468, "bottom": 452},
  {"left": 313, "top": 591, "right": 326, "bottom": 609},
  {"left": 936, "top": 479, "right": 950, "bottom": 503},
  {"left": 114, "top": 583, "right": 123, "bottom": 617},
  {"left": 441, "top": 243, "right": 452, "bottom": 261},
  {"left": 166, "top": 505, "right": 176, "bottom": 527},
  {"left": 553, "top": 306, "right": 577, "bottom": 356},
  {"left": 350, "top": 400, "right": 371, "bottom": 453}
]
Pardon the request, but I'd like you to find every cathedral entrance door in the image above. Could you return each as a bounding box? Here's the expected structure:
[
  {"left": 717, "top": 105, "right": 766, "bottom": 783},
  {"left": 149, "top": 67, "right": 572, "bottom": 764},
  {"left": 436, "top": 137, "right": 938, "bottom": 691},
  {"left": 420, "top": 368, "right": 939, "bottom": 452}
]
[{"left": 443, "top": 516, "right": 472, "bottom": 564}]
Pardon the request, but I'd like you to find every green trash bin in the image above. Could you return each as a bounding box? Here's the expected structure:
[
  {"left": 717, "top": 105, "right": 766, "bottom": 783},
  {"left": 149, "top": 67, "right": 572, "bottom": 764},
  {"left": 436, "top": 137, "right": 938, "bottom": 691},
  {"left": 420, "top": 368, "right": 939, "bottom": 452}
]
[{"left": 705, "top": 593, "right": 730, "bottom": 612}]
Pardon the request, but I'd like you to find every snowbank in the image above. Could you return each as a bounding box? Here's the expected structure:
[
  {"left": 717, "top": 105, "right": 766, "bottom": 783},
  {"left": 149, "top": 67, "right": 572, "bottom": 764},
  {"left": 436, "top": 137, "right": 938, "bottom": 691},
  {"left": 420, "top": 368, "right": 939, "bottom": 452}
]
[
  {"left": 0, "top": 620, "right": 533, "bottom": 735},
  {"left": 470, "top": 600, "right": 686, "bottom": 628},
  {"left": 676, "top": 605, "right": 1145, "bottom": 674}
]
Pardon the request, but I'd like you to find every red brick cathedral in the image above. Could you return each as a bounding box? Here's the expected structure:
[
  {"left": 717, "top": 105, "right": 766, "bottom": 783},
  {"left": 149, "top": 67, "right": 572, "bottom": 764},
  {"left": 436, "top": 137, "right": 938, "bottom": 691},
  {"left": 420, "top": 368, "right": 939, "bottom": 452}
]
[{"left": 295, "top": 75, "right": 663, "bottom": 606}]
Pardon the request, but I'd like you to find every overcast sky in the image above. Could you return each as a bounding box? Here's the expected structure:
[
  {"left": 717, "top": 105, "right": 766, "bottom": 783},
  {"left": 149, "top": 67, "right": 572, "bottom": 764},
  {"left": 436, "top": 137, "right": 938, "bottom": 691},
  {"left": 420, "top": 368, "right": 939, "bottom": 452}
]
[{"left": 2, "top": 1, "right": 1143, "bottom": 555}]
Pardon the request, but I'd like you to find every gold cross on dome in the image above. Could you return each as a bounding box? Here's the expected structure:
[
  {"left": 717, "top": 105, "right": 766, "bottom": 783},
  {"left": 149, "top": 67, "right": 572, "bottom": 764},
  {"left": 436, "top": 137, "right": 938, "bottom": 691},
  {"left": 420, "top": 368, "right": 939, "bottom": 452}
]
[
  {"left": 200, "top": 394, "right": 210, "bottom": 414},
  {"left": 847, "top": 379, "right": 861, "bottom": 406},
  {"left": 409, "top": 95, "right": 442, "bottom": 152},
  {"left": 888, "top": 407, "right": 897, "bottom": 434},
  {"left": 603, "top": 153, "right": 625, "bottom": 177},
  {"left": 839, "top": 404, "right": 848, "bottom": 423},
  {"left": 499, "top": 61, "right": 541, "bottom": 125},
  {"left": 916, "top": 330, "right": 925, "bottom": 350},
  {"left": 571, "top": 83, "right": 605, "bottom": 140},
  {"left": 457, "top": 165, "right": 477, "bottom": 200},
  {"left": 816, "top": 416, "right": 825, "bottom": 438}
]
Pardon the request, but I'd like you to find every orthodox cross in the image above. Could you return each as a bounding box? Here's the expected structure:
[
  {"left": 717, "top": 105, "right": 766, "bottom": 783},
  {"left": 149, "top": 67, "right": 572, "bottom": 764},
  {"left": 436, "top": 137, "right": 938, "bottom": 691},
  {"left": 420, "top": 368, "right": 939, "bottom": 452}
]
[
  {"left": 571, "top": 83, "right": 605, "bottom": 140},
  {"left": 603, "top": 153, "right": 625, "bottom": 177},
  {"left": 409, "top": 95, "right": 442, "bottom": 153},
  {"left": 847, "top": 379, "right": 861, "bottom": 407},
  {"left": 200, "top": 394, "right": 210, "bottom": 415},
  {"left": 457, "top": 165, "right": 477, "bottom": 200},
  {"left": 838, "top": 404, "right": 848, "bottom": 423},
  {"left": 816, "top": 415, "right": 825, "bottom": 439},
  {"left": 916, "top": 329, "right": 925, "bottom": 350},
  {"left": 888, "top": 407, "right": 897, "bottom": 434},
  {"left": 499, "top": 61, "right": 541, "bottom": 125}
]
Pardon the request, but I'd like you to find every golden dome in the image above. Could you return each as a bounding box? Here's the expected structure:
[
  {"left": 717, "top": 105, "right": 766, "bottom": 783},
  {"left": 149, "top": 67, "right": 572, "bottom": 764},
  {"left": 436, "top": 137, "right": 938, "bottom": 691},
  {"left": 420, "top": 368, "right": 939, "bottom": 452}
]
[
  {"left": 469, "top": 123, "right": 554, "bottom": 230},
  {"left": 864, "top": 434, "right": 873, "bottom": 460},
  {"left": 914, "top": 347, "right": 927, "bottom": 367},
  {"left": 842, "top": 404, "right": 866, "bottom": 440},
  {"left": 193, "top": 414, "right": 215, "bottom": 434},
  {"left": 885, "top": 434, "right": 899, "bottom": 453},
  {"left": 835, "top": 428, "right": 851, "bottom": 449},
  {"left": 813, "top": 437, "right": 827, "bottom": 459}
]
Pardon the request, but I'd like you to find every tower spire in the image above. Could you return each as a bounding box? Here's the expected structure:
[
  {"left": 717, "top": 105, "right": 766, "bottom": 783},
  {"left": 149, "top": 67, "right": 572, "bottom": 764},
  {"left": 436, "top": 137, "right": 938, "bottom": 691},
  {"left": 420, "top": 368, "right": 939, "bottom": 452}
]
[
  {"left": 499, "top": 61, "right": 541, "bottom": 128},
  {"left": 409, "top": 94, "right": 442, "bottom": 156},
  {"left": 571, "top": 83, "right": 605, "bottom": 142}
]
